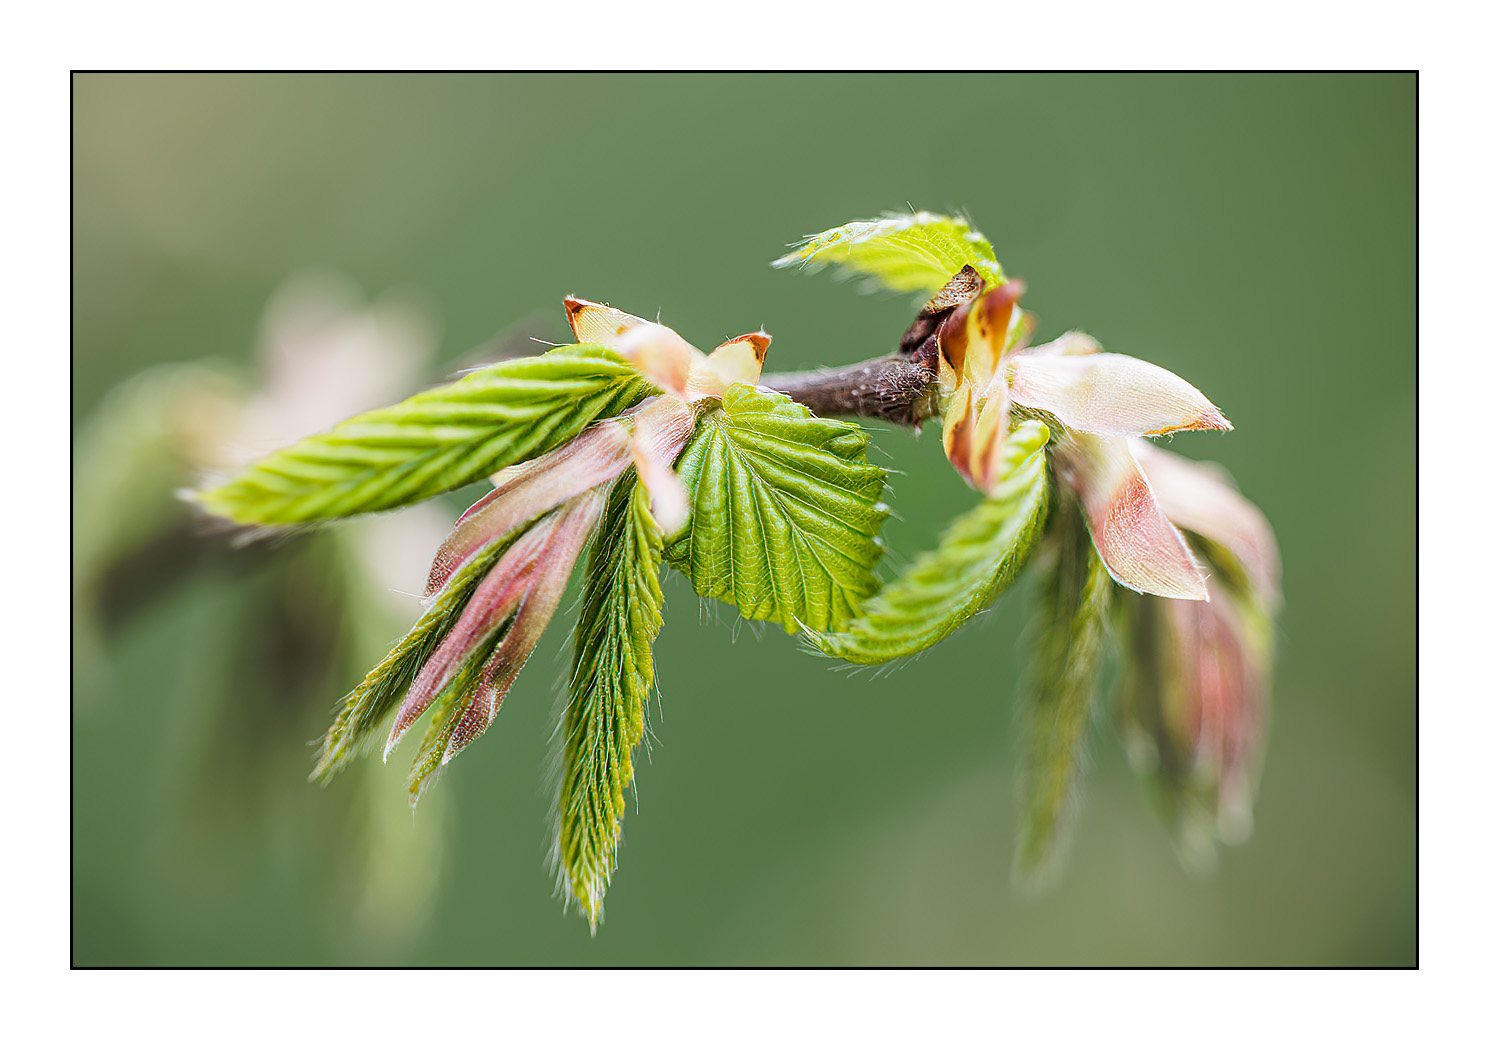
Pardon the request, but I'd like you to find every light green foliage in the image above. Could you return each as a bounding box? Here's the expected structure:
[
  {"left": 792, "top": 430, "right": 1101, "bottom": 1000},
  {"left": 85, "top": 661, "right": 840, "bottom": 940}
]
[
  {"left": 554, "top": 476, "right": 664, "bottom": 931},
  {"left": 1014, "top": 499, "right": 1114, "bottom": 891},
  {"left": 311, "top": 524, "right": 530, "bottom": 782},
  {"left": 664, "top": 385, "right": 890, "bottom": 635},
  {"left": 194, "top": 345, "right": 655, "bottom": 527},
  {"left": 772, "top": 211, "right": 1005, "bottom": 294},
  {"left": 810, "top": 421, "right": 1051, "bottom": 664}
]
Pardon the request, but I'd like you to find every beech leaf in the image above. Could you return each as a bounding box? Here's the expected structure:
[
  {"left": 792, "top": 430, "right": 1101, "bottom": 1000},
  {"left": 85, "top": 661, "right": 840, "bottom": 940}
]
[
  {"left": 773, "top": 211, "right": 1005, "bottom": 295},
  {"left": 194, "top": 344, "right": 655, "bottom": 527},
  {"left": 1013, "top": 499, "right": 1114, "bottom": 891},
  {"left": 664, "top": 386, "right": 890, "bottom": 634},
  {"left": 553, "top": 475, "right": 665, "bottom": 931},
  {"left": 809, "top": 421, "right": 1051, "bottom": 664}
]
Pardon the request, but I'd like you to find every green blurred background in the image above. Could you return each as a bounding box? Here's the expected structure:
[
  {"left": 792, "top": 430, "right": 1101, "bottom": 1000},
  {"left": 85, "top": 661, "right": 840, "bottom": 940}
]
[{"left": 72, "top": 73, "right": 1415, "bottom": 965}]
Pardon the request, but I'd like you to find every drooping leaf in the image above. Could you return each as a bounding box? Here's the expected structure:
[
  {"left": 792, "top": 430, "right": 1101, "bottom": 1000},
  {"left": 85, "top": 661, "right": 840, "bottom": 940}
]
[
  {"left": 194, "top": 344, "right": 655, "bottom": 527},
  {"left": 311, "top": 521, "right": 532, "bottom": 782},
  {"left": 772, "top": 211, "right": 1005, "bottom": 294},
  {"left": 1013, "top": 496, "right": 1114, "bottom": 892},
  {"left": 810, "top": 420, "right": 1051, "bottom": 664},
  {"left": 553, "top": 475, "right": 664, "bottom": 931},
  {"left": 663, "top": 385, "right": 890, "bottom": 634},
  {"left": 1114, "top": 537, "right": 1276, "bottom": 868}
]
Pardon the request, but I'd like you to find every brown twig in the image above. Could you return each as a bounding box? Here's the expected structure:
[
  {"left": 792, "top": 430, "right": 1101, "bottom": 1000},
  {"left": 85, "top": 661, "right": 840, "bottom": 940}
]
[{"left": 761, "top": 355, "right": 938, "bottom": 426}]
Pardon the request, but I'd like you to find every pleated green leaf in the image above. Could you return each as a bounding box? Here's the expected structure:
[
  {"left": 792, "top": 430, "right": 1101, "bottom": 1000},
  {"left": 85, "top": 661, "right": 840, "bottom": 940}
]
[
  {"left": 310, "top": 522, "right": 530, "bottom": 782},
  {"left": 1013, "top": 498, "right": 1113, "bottom": 892},
  {"left": 553, "top": 475, "right": 664, "bottom": 931},
  {"left": 194, "top": 344, "right": 655, "bottom": 527},
  {"left": 772, "top": 211, "right": 1005, "bottom": 294},
  {"left": 664, "top": 385, "right": 890, "bottom": 635},
  {"left": 810, "top": 421, "right": 1051, "bottom": 664}
]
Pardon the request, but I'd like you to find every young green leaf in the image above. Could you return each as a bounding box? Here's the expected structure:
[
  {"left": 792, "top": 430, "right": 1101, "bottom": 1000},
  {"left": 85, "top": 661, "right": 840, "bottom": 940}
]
[
  {"left": 809, "top": 420, "right": 1051, "bottom": 664},
  {"left": 194, "top": 344, "right": 656, "bottom": 527},
  {"left": 553, "top": 475, "right": 664, "bottom": 931},
  {"left": 311, "top": 522, "right": 532, "bottom": 782},
  {"left": 664, "top": 385, "right": 890, "bottom": 634},
  {"left": 772, "top": 211, "right": 1005, "bottom": 294},
  {"left": 1013, "top": 498, "right": 1113, "bottom": 892}
]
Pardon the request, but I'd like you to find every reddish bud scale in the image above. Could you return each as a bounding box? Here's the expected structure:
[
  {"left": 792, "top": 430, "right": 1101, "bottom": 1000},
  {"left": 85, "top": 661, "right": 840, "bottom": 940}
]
[
  {"left": 442, "top": 488, "right": 608, "bottom": 761},
  {"left": 1060, "top": 433, "right": 1209, "bottom": 601},
  {"left": 423, "top": 421, "right": 633, "bottom": 598},
  {"left": 386, "top": 514, "right": 554, "bottom": 756}
]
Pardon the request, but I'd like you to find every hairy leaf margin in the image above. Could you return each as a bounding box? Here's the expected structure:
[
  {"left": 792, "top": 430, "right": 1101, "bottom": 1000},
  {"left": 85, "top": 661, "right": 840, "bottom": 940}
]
[
  {"left": 194, "top": 344, "right": 655, "bottom": 527},
  {"left": 772, "top": 211, "right": 1005, "bottom": 295},
  {"left": 551, "top": 474, "right": 664, "bottom": 931}
]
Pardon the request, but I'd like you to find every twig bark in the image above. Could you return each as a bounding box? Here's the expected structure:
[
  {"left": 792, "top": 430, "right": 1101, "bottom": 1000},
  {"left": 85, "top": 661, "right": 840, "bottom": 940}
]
[
  {"left": 761, "top": 355, "right": 938, "bottom": 426},
  {"left": 762, "top": 265, "right": 979, "bottom": 425}
]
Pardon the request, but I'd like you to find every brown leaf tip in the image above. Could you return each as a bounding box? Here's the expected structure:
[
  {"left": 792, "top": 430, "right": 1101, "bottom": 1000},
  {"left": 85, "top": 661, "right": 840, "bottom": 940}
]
[{"left": 741, "top": 332, "right": 771, "bottom": 363}]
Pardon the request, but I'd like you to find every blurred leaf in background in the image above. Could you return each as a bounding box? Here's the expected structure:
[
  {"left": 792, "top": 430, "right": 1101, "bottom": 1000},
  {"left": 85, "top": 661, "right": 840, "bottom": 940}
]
[{"left": 74, "top": 271, "right": 456, "bottom": 955}]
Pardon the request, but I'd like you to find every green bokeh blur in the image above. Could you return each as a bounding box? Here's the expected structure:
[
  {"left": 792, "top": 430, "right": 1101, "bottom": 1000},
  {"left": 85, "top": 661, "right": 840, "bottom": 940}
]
[{"left": 72, "top": 73, "right": 1415, "bottom": 965}]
